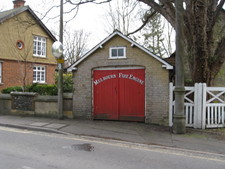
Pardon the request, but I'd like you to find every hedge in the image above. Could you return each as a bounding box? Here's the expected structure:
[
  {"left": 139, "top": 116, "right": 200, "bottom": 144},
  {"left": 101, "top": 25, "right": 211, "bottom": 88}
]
[
  {"left": 1, "top": 73, "right": 73, "bottom": 95},
  {"left": 1, "top": 83, "right": 72, "bottom": 95},
  {"left": 1, "top": 84, "right": 57, "bottom": 95}
]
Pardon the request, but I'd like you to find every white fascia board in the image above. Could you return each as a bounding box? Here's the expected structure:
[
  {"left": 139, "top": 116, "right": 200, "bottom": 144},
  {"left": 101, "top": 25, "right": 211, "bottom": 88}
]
[
  {"left": 70, "top": 31, "right": 119, "bottom": 68},
  {"left": 116, "top": 32, "right": 173, "bottom": 70},
  {"left": 70, "top": 31, "right": 173, "bottom": 70}
]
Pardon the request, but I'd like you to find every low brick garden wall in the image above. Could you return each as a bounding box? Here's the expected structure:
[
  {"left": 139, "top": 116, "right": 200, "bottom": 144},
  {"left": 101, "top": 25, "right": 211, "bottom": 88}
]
[{"left": 0, "top": 92, "right": 73, "bottom": 118}]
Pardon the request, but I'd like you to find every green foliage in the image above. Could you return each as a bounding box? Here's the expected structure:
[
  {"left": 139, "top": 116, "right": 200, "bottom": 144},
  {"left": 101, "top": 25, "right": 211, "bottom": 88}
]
[
  {"left": 28, "top": 83, "right": 58, "bottom": 95},
  {"left": 1, "top": 86, "right": 23, "bottom": 93},
  {"left": 142, "top": 12, "right": 167, "bottom": 58},
  {"left": 63, "top": 73, "right": 73, "bottom": 93},
  {"left": 1, "top": 84, "right": 57, "bottom": 95},
  {"left": 1, "top": 73, "right": 73, "bottom": 95},
  {"left": 55, "top": 73, "right": 73, "bottom": 93}
]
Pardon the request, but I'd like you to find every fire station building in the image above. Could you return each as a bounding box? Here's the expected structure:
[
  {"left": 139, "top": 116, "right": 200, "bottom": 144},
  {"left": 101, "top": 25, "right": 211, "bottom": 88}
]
[{"left": 68, "top": 31, "right": 173, "bottom": 125}]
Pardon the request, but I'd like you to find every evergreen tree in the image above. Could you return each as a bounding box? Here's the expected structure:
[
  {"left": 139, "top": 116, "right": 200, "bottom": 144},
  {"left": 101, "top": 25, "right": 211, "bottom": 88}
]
[{"left": 142, "top": 12, "right": 166, "bottom": 58}]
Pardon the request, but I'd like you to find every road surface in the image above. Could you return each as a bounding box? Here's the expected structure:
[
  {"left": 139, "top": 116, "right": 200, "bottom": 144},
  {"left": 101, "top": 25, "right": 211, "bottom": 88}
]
[{"left": 0, "top": 126, "right": 225, "bottom": 169}]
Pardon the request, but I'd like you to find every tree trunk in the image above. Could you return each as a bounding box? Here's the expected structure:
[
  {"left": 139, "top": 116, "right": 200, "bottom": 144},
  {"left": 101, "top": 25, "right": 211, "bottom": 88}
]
[
  {"left": 138, "top": 0, "right": 225, "bottom": 86},
  {"left": 184, "top": 0, "right": 225, "bottom": 86}
]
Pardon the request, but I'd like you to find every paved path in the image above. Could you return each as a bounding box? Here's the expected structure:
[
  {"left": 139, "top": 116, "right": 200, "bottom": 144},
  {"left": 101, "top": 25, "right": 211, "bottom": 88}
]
[{"left": 0, "top": 115, "right": 225, "bottom": 155}]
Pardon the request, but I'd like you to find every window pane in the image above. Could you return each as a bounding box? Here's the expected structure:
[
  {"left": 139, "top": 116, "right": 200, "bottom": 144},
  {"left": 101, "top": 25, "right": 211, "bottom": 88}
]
[
  {"left": 118, "top": 48, "right": 124, "bottom": 57},
  {"left": 33, "top": 66, "right": 45, "bottom": 83},
  {"left": 111, "top": 49, "right": 117, "bottom": 57},
  {"left": 33, "top": 36, "right": 46, "bottom": 57}
]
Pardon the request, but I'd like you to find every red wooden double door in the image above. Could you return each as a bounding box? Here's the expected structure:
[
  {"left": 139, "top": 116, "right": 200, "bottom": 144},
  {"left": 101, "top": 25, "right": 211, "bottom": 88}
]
[{"left": 93, "top": 69, "right": 145, "bottom": 122}]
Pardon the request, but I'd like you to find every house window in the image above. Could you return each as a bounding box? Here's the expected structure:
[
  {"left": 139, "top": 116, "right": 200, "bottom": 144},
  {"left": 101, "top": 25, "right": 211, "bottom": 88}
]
[
  {"left": 0, "top": 62, "right": 2, "bottom": 83},
  {"left": 109, "top": 47, "right": 126, "bottom": 59},
  {"left": 33, "top": 36, "right": 46, "bottom": 57},
  {"left": 33, "top": 66, "right": 46, "bottom": 83}
]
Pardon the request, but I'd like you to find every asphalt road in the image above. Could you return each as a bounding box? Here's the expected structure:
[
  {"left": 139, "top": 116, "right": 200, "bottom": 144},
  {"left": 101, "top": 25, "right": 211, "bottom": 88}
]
[{"left": 0, "top": 126, "right": 225, "bottom": 169}]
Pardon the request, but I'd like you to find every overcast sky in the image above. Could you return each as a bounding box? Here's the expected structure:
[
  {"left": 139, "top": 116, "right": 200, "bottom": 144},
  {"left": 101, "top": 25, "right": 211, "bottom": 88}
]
[
  {"left": 1, "top": 0, "right": 112, "bottom": 48},
  {"left": 1, "top": 0, "right": 175, "bottom": 56}
]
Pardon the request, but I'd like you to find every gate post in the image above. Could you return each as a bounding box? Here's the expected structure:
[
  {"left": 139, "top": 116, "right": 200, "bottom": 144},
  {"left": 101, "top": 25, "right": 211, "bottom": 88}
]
[
  {"left": 201, "top": 83, "right": 207, "bottom": 129},
  {"left": 194, "top": 83, "right": 203, "bottom": 128}
]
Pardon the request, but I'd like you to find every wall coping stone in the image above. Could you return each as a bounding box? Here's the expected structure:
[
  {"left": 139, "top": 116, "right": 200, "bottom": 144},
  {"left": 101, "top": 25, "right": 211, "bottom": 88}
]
[
  {"left": 0, "top": 94, "right": 11, "bottom": 100},
  {"left": 35, "top": 95, "right": 58, "bottom": 102},
  {"left": 10, "top": 92, "right": 38, "bottom": 96},
  {"left": 63, "top": 93, "right": 73, "bottom": 99}
]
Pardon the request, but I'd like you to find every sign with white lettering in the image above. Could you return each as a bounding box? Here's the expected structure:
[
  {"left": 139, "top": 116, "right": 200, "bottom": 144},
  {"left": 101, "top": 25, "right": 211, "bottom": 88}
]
[
  {"left": 93, "top": 72, "right": 144, "bottom": 85},
  {"left": 119, "top": 73, "right": 144, "bottom": 85},
  {"left": 93, "top": 74, "right": 117, "bottom": 85}
]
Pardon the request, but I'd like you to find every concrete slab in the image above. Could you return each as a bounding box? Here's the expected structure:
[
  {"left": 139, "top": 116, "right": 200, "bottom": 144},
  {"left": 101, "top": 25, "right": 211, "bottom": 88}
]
[
  {"left": 29, "top": 122, "right": 49, "bottom": 127},
  {"left": 45, "top": 123, "right": 67, "bottom": 129}
]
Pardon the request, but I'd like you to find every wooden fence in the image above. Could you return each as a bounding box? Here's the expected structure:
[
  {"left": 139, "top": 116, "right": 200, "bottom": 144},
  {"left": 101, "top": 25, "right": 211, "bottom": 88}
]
[{"left": 169, "top": 83, "right": 225, "bottom": 129}]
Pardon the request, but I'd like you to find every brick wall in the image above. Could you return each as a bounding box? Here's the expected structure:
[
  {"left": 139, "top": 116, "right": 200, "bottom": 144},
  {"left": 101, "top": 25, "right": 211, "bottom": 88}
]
[
  {"left": 72, "top": 35, "right": 170, "bottom": 125},
  {"left": 0, "top": 59, "right": 56, "bottom": 91}
]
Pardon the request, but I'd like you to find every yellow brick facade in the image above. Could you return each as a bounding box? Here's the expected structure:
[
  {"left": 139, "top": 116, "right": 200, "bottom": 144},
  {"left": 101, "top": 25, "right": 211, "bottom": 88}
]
[{"left": 0, "top": 7, "right": 56, "bottom": 90}]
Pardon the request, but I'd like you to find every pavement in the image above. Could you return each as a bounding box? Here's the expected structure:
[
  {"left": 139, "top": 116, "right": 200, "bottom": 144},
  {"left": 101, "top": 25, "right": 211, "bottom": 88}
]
[{"left": 0, "top": 115, "right": 225, "bottom": 155}]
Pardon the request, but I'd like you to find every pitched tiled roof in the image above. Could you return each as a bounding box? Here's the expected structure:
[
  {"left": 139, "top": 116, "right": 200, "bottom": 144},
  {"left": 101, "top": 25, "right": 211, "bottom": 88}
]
[
  {"left": 67, "top": 31, "right": 173, "bottom": 71},
  {"left": 0, "top": 6, "right": 27, "bottom": 23},
  {"left": 0, "top": 6, "right": 57, "bottom": 41}
]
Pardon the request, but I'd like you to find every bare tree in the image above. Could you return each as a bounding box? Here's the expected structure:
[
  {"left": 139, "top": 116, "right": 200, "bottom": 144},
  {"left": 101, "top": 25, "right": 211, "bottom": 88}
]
[
  {"left": 36, "top": 0, "right": 113, "bottom": 24},
  {"left": 64, "top": 28, "right": 90, "bottom": 65},
  {"left": 104, "top": 0, "right": 140, "bottom": 35},
  {"left": 0, "top": 5, "right": 4, "bottom": 12},
  {"left": 161, "top": 19, "right": 174, "bottom": 57}
]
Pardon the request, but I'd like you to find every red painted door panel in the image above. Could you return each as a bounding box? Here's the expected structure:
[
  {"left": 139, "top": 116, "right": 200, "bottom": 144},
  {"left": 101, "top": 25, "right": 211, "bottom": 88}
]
[
  {"left": 93, "top": 69, "right": 145, "bottom": 121},
  {"left": 118, "top": 69, "right": 145, "bottom": 121},
  {"left": 93, "top": 70, "right": 119, "bottom": 120}
]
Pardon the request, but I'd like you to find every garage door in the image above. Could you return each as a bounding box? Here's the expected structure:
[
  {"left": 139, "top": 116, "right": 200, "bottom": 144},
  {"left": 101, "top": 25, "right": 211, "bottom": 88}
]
[{"left": 93, "top": 69, "right": 145, "bottom": 122}]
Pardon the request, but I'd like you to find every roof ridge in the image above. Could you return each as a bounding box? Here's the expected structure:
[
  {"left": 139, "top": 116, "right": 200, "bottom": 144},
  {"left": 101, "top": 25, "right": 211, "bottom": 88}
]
[
  {"left": 0, "top": 6, "right": 56, "bottom": 41},
  {"left": 0, "top": 6, "right": 29, "bottom": 22}
]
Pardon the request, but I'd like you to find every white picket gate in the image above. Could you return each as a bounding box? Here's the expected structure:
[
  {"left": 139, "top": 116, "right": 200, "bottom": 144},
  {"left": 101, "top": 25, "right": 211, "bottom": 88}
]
[{"left": 169, "top": 83, "right": 225, "bottom": 129}]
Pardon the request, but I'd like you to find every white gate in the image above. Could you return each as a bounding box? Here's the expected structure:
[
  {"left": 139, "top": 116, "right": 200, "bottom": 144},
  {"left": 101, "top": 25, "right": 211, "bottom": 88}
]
[{"left": 169, "top": 83, "right": 225, "bottom": 129}]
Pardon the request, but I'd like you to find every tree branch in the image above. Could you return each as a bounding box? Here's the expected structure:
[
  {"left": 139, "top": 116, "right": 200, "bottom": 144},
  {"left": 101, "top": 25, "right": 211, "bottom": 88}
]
[
  {"left": 126, "top": 10, "right": 157, "bottom": 36},
  {"left": 214, "top": 0, "right": 225, "bottom": 20},
  {"left": 138, "top": 0, "right": 176, "bottom": 27},
  {"left": 65, "top": 0, "right": 112, "bottom": 5}
]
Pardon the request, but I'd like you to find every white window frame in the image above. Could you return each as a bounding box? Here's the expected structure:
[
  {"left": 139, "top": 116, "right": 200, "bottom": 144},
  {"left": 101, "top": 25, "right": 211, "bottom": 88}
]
[
  {"left": 109, "top": 47, "right": 126, "bottom": 59},
  {"left": 33, "top": 66, "right": 46, "bottom": 83},
  {"left": 0, "top": 62, "right": 2, "bottom": 83},
  {"left": 33, "top": 36, "right": 46, "bottom": 57}
]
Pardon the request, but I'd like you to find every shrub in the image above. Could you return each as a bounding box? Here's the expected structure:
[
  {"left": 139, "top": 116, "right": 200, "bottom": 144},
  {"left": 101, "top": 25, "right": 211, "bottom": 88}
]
[
  {"left": 1, "top": 86, "right": 23, "bottom": 94},
  {"left": 1, "top": 73, "right": 73, "bottom": 95},
  {"left": 1, "top": 84, "right": 58, "bottom": 95},
  {"left": 28, "top": 83, "right": 58, "bottom": 95},
  {"left": 55, "top": 73, "right": 73, "bottom": 93}
]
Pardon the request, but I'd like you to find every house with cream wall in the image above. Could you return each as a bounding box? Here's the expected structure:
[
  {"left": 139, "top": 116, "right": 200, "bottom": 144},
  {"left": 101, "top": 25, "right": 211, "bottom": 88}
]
[{"left": 0, "top": 0, "right": 57, "bottom": 91}]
